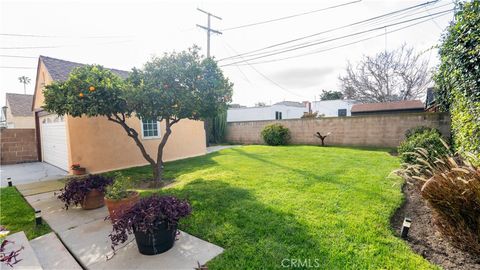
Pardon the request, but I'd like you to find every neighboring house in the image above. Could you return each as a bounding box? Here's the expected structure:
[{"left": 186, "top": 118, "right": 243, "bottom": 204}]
[
  {"left": 351, "top": 100, "right": 425, "bottom": 116},
  {"left": 425, "top": 87, "right": 439, "bottom": 112},
  {"left": 32, "top": 55, "right": 206, "bottom": 173},
  {"left": 2, "top": 93, "right": 35, "bottom": 128},
  {"left": 227, "top": 101, "right": 309, "bottom": 122},
  {"left": 311, "top": 99, "right": 356, "bottom": 117}
]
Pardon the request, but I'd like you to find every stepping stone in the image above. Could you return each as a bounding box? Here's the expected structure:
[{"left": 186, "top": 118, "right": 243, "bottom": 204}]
[
  {"left": 16, "top": 180, "right": 66, "bottom": 197},
  {"left": 30, "top": 232, "right": 82, "bottom": 270},
  {"left": 4, "top": 231, "right": 43, "bottom": 270},
  {"left": 25, "top": 191, "right": 109, "bottom": 232}
]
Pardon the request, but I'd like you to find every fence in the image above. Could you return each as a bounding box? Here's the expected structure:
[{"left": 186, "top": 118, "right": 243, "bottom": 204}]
[
  {"left": 226, "top": 112, "right": 451, "bottom": 148},
  {"left": 0, "top": 128, "right": 38, "bottom": 165}
]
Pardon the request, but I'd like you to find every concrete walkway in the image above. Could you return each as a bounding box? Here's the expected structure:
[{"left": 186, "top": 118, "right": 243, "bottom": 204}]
[
  {"left": 206, "top": 145, "right": 240, "bottom": 154},
  {"left": 0, "top": 162, "right": 67, "bottom": 187},
  {"left": 25, "top": 191, "right": 224, "bottom": 269}
]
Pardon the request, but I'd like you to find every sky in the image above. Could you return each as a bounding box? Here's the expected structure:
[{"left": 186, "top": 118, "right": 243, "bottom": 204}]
[{"left": 0, "top": 0, "right": 455, "bottom": 107}]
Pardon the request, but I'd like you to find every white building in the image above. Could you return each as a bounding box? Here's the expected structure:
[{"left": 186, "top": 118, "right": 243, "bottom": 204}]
[
  {"left": 311, "top": 99, "right": 356, "bottom": 117},
  {"left": 227, "top": 101, "right": 309, "bottom": 122}
]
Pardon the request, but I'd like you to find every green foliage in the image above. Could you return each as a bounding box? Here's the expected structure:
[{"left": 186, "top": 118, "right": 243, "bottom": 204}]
[
  {"left": 261, "top": 124, "right": 290, "bottom": 146},
  {"left": 398, "top": 129, "right": 450, "bottom": 164},
  {"left": 405, "top": 126, "right": 441, "bottom": 139},
  {"left": 434, "top": 0, "right": 480, "bottom": 159},
  {"left": 0, "top": 187, "right": 51, "bottom": 240},
  {"left": 115, "top": 146, "right": 435, "bottom": 269},
  {"left": 105, "top": 174, "right": 133, "bottom": 200},
  {"left": 320, "top": 90, "right": 343, "bottom": 100}
]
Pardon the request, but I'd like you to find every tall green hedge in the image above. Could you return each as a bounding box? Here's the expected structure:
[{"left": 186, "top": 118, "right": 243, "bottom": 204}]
[{"left": 434, "top": 0, "right": 480, "bottom": 159}]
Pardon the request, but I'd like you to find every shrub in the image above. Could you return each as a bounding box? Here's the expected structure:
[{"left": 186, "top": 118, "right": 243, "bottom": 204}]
[
  {"left": 104, "top": 174, "right": 133, "bottom": 201},
  {"left": 404, "top": 126, "right": 440, "bottom": 139},
  {"left": 398, "top": 129, "right": 450, "bottom": 164},
  {"left": 396, "top": 148, "right": 480, "bottom": 256},
  {"left": 434, "top": 0, "right": 480, "bottom": 160},
  {"left": 57, "top": 174, "right": 113, "bottom": 209},
  {"left": 261, "top": 124, "right": 290, "bottom": 146},
  {"left": 109, "top": 195, "right": 191, "bottom": 249}
]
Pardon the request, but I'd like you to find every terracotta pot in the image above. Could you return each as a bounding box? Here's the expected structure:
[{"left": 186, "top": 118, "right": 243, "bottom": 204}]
[
  {"left": 81, "top": 189, "right": 105, "bottom": 210},
  {"left": 72, "top": 167, "right": 86, "bottom": 175},
  {"left": 105, "top": 191, "right": 140, "bottom": 222}
]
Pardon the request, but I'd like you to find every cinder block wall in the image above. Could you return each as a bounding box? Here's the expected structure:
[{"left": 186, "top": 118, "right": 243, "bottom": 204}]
[
  {"left": 0, "top": 128, "right": 38, "bottom": 165},
  {"left": 226, "top": 112, "right": 451, "bottom": 148}
]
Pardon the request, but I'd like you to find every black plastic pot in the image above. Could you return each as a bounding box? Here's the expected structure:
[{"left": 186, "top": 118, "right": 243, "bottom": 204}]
[{"left": 133, "top": 223, "right": 177, "bottom": 255}]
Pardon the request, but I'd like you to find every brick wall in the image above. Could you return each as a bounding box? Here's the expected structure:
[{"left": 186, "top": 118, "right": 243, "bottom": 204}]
[
  {"left": 226, "top": 112, "right": 451, "bottom": 148},
  {"left": 1, "top": 128, "right": 38, "bottom": 165}
]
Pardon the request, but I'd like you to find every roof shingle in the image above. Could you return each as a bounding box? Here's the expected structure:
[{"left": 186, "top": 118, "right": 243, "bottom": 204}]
[
  {"left": 40, "top": 55, "right": 130, "bottom": 81},
  {"left": 351, "top": 100, "right": 424, "bottom": 113},
  {"left": 6, "top": 93, "right": 34, "bottom": 116}
]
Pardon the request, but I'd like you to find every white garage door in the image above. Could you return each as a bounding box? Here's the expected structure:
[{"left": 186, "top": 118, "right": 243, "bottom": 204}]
[{"left": 40, "top": 114, "right": 69, "bottom": 171}]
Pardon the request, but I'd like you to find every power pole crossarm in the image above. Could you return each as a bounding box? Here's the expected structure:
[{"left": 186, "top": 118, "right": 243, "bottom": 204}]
[{"left": 196, "top": 8, "right": 222, "bottom": 58}]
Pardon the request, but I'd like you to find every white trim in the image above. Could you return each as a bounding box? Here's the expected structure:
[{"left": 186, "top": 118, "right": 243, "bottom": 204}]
[{"left": 140, "top": 119, "right": 161, "bottom": 140}]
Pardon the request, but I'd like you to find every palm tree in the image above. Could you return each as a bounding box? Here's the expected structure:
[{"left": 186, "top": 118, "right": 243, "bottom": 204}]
[{"left": 18, "top": 76, "right": 31, "bottom": 94}]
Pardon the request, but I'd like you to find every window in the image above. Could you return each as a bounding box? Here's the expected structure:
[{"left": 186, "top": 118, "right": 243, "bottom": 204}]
[
  {"left": 275, "top": 111, "right": 283, "bottom": 120},
  {"left": 338, "top": 109, "right": 347, "bottom": 117},
  {"left": 141, "top": 119, "right": 160, "bottom": 139}
]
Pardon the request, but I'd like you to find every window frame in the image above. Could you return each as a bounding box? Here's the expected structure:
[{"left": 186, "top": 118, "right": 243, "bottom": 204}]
[
  {"left": 140, "top": 119, "right": 161, "bottom": 140},
  {"left": 275, "top": 111, "right": 283, "bottom": 120},
  {"left": 338, "top": 109, "right": 347, "bottom": 117}
]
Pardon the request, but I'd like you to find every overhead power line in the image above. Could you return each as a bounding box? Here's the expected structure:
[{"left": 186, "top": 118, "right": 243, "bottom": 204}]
[
  {"left": 0, "top": 54, "right": 37, "bottom": 59},
  {"left": 219, "top": 0, "right": 440, "bottom": 62},
  {"left": 230, "top": 12, "right": 451, "bottom": 66},
  {"left": 220, "top": 9, "right": 452, "bottom": 67},
  {"left": 0, "top": 66, "right": 36, "bottom": 69},
  {"left": 222, "top": 0, "right": 362, "bottom": 31}
]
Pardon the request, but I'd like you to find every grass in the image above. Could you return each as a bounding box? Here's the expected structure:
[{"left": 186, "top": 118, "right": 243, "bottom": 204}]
[
  {"left": 0, "top": 187, "right": 51, "bottom": 240},
  {"left": 114, "top": 145, "right": 436, "bottom": 269}
]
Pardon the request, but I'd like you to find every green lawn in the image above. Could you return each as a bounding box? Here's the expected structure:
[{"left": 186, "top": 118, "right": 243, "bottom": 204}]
[
  {"left": 0, "top": 187, "right": 51, "bottom": 240},
  {"left": 115, "top": 145, "right": 435, "bottom": 269}
]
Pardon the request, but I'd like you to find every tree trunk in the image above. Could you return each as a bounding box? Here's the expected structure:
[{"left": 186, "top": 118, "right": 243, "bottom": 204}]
[{"left": 153, "top": 118, "right": 177, "bottom": 184}]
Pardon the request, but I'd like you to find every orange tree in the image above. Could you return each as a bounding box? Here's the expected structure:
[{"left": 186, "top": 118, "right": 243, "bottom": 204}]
[{"left": 43, "top": 47, "right": 233, "bottom": 183}]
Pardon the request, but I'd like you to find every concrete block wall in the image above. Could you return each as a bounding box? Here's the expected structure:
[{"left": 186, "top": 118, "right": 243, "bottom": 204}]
[
  {"left": 226, "top": 112, "right": 451, "bottom": 148},
  {"left": 0, "top": 128, "right": 38, "bottom": 164}
]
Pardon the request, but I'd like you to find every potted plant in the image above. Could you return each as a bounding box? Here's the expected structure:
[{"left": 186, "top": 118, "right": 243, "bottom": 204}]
[
  {"left": 109, "top": 195, "right": 191, "bottom": 255},
  {"left": 104, "top": 175, "right": 139, "bottom": 222},
  {"left": 58, "top": 174, "right": 113, "bottom": 210},
  {"left": 71, "top": 164, "right": 86, "bottom": 175}
]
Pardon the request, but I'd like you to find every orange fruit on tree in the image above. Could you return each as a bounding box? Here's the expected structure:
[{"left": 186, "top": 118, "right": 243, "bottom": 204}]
[
  {"left": 79, "top": 93, "right": 84, "bottom": 97},
  {"left": 89, "top": 86, "right": 95, "bottom": 92}
]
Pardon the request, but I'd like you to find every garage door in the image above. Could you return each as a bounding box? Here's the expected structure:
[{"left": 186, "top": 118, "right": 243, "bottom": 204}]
[{"left": 40, "top": 114, "right": 69, "bottom": 171}]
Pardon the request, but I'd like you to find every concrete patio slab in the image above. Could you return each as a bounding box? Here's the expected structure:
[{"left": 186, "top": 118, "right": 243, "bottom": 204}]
[
  {"left": 16, "top": 180, "right": 66, "bottom": 197},
  {"left": 5, "top": 231, "right": 42, "bottom": 270},
  {"left": 26, "top": 191, "right": 109, "bottom": 232},
  {"left": 24, "top": 191, "right": 224, "bottom": 269},
  {"left": 0, "top": 162, "right": 67, "bottom": 187},
  {"left": 30, "top": 232, "right": 82, "bottom": 270},
  {"left": 89, "top": 231, "right": 224, "bottom": 270}
]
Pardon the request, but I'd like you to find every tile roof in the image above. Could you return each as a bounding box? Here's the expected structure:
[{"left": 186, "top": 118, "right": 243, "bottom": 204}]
[
  {"left": 39, "top": 55, "right": 130, "bottom": 81},
  {"left": 6, "top": 93, "right": 34, "bottom": 116},
  {"left": 351, "top": 100, "right": 424, "bottom": 113}
]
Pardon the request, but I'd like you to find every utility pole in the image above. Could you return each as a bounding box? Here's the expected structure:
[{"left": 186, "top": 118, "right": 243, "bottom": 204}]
[{"left": 196, "top": 8, "right": 222, "bottom": 58}]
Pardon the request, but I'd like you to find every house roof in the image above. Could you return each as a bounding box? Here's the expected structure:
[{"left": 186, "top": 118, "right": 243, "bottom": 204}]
[
  {"left": 6, "top": 93, "right": 34, "bottom": 116},
  {"left": 40, "top": 55, "right": 130, "bottom": 81},
  {"left": 273, "top": 101, "right": 305, "bottom": 107},
  {"left": 351, "top": 100, "right": 424, "bottom": 113}
]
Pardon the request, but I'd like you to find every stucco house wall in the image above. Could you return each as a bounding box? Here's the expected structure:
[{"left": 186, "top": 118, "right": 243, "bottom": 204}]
[
  {"left": 33, "top": 56, "right": 206, "bottom": 174},
  {"left": 311, "top": 100, "right": 356, "bottom": 117}
]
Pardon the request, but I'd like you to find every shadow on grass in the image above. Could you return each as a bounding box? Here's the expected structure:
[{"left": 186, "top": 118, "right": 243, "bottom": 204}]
[
  {"left": 229, "top": 147, "right": 390, "bottom": 201},
  {"left": 143, "top": 178, "right": 330, "bottom": 268}
]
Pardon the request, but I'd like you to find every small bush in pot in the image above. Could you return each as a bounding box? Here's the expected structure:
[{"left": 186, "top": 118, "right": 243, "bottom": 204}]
[
  {"left": 104, "top": 175, "right": 139, "bottom": 222},
  {"left": 261, "top": 123, "right": 290, "bottom": 146},
  {"left": 58, "top": 174, "right": 113, "bottom": 210},
  {"left": 109, "top": 195, "right": 191, "bottom": 255},
  {"left": 71, "top": 164, "right": 86, "bottom": 175}
]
